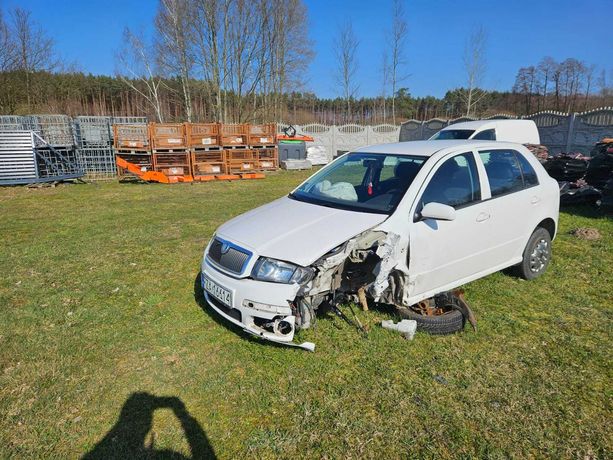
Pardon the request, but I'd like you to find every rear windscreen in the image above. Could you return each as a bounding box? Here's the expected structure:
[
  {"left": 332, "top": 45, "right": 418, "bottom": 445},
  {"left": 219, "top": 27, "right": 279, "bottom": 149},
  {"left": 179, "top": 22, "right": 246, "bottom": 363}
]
[{"left": 432, "top": 129, "right": 475, "bottom": 140}]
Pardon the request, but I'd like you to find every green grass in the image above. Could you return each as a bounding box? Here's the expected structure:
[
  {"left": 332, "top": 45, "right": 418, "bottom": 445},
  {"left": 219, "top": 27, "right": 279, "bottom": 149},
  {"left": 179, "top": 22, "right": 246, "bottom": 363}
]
[{"left": 0, "top": 172, "right": 611, "bottom": 459}]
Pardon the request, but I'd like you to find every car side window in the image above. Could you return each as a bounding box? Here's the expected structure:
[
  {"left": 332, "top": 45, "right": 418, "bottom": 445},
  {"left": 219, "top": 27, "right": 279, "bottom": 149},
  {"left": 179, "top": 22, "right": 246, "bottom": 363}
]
[
  {"left": 419, "top": 153, "right": 481, "bottom": 209},
  {"left": 479, "top": 150, "right": 526, "bottom": 197},
  {"left": 515, "top": 151, "right": 539, "bottom": 187},
  {"left": 472, "top": 129, "right": 496, "bottom": 140}
]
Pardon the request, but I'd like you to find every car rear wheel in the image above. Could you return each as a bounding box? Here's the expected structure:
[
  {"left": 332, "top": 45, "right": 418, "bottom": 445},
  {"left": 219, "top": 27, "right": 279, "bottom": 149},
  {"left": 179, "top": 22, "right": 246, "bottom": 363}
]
[{"left": 514, "top": 227, "right": 552, "bottom": 280}]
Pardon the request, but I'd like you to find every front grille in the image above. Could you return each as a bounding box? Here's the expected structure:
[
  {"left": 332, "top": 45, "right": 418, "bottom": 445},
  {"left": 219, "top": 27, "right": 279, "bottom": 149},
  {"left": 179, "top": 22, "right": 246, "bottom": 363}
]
[{"left": 207, "top": 238, "right": 251, "bottom": 274}]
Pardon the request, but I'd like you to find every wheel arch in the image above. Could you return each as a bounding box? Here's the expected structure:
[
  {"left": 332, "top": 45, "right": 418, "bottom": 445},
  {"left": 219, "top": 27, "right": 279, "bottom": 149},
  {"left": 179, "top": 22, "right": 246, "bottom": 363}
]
[{"left": 536, "top": 217, "right": 556, "bottom": 240}]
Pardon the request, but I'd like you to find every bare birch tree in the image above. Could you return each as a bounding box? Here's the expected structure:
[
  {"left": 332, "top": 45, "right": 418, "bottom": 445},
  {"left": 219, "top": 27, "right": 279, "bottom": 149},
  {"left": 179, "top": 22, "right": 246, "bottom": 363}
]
[
  {"left": 156, "top": 0, "right": 194, "bottom": 121},
  {"left": 537, "top": 56, "right": 557, "bottom": 110},
  {"left": 388, "top": 0, "right": 408, "bottom": 124},
  {"left": 462, "top": 25, "right": 487, "bottom": 116},
  {"left": 0, "top": 8, "right": 15, "bottom": 71},
  {"left": 225, "top": 0, "right": 269, "bottom": 122},
  {"left": 335, "top": 20, "right": 359, "bottom": 121},
  {"left": 264, "top": 0, "right": 312, "bottom": 122},
  {"left": 380, "top": 52, "right": 389, "bottom": 123},
  {"left": 116, "top": 28, "right": 165, "bottom": 122},
  {"left": 10, "top": 8, "right": 58, "bottom": 109},
  {"left": 191, "top": 0, "right": 231, "bottom": 121}
]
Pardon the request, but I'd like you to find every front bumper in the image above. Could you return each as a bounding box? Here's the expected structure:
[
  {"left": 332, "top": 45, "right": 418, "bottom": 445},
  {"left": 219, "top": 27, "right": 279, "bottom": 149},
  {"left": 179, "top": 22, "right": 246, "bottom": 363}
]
[{"left": 200, "top": 259, "right": 315, "bottom": 351}]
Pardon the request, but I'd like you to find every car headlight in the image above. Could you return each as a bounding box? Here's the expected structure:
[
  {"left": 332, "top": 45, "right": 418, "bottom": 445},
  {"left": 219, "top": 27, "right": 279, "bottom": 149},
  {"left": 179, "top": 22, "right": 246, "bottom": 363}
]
[{"left": 251, "top": 257, "right": 314, "bottom": 284}]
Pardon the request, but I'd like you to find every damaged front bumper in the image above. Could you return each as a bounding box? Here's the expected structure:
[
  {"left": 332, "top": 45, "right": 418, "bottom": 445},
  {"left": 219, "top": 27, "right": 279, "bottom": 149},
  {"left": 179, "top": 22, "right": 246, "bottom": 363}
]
[{"left": 200, "top": 262, "right": 316, "bottom": 351}]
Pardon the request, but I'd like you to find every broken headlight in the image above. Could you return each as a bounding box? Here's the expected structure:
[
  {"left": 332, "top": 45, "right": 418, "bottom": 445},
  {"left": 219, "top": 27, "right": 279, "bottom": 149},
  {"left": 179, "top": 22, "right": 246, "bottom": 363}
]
[{"left": 251, "top": 257, "right": 314, "bottom": 284}]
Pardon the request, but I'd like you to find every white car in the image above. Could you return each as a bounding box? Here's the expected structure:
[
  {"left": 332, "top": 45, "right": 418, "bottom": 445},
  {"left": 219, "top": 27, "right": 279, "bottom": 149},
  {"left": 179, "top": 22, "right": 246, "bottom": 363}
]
[
  {"left": 431, "top": 120, "right": 540, "bottom": 144},
  {"left": 201, "top": 140, "right": 559, "bottom": 350}
]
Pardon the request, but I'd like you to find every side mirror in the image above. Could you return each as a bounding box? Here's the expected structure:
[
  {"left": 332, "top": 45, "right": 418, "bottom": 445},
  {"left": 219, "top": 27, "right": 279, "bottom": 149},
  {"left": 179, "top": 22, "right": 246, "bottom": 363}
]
[{"left": 420, "top": 202, "right": 456, "bottom": 221}]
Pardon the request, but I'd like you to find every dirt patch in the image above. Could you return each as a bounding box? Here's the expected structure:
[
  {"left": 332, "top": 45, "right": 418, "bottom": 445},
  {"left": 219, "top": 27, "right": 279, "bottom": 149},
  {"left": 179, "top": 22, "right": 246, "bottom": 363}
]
[{"left": 570, "top": 227, "right": 601, "bottom": 240}]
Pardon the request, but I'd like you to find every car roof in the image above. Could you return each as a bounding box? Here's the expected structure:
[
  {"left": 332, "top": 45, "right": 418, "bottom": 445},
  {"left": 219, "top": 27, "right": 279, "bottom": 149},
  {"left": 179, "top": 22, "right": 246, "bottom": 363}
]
[
  {"left": 356, "top": 140, "right": 526, "bottom": 157},
  {"left": 440, "top": 119, "right": 536, "bottom": 131},
  {"left": 440, "top": 120, "right": 496, "bottom": 130}
]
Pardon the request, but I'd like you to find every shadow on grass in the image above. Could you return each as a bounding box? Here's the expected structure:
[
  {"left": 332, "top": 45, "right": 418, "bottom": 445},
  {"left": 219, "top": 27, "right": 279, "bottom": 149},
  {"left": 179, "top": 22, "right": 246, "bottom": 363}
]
[
  {"left": 82, "top": 392, "right": 216, "bottom": 459},
  {"left": 561, "top": 204, "right": 613, "bottom": 219},
  {"left": 193, "top": 273, "right": 247, "bottom": 337},
  {"left": 193, "top": 272, "right": 400, "bottom": 345}
]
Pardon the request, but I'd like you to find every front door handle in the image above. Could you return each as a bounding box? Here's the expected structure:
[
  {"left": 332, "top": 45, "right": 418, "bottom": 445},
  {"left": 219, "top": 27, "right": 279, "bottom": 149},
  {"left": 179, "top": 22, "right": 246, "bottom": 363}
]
[
  {"left": 476, "top": 212, "right": 490, "bottom": 222},
  {"left": 531, "top": 196, "right": 541, "bottom": 205}
]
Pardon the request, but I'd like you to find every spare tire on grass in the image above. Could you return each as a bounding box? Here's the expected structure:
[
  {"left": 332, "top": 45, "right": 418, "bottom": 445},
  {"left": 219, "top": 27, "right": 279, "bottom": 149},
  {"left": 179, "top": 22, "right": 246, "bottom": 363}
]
[
  {"left": 395, "top": 292, "right": 471, "bottom": 335},
  {"left": 396, "top": 306, "right": 465, "bottom": 335}
]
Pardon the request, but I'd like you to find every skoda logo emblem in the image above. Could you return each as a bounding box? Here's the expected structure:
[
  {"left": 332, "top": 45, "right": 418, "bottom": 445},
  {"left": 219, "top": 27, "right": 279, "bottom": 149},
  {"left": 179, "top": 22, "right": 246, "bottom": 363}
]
[{"left": 220, "top": 242, "right": 230, "bottom": 254}]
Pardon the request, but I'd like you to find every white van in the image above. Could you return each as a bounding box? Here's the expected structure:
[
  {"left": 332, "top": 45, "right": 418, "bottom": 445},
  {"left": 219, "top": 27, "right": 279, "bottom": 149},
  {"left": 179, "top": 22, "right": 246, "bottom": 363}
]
[
  {"left": 201, "top": 140, "right": 559, "bottom": 350},
  {"left": 431, "top": 120, "right": 540, "bottom": 144}
]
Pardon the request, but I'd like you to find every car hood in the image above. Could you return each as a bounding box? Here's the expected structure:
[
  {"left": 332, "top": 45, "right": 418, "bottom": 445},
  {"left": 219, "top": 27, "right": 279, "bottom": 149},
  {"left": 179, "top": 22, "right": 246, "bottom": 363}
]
[{"left": 216, "top": 196, "right": 387, "bottom": 266}]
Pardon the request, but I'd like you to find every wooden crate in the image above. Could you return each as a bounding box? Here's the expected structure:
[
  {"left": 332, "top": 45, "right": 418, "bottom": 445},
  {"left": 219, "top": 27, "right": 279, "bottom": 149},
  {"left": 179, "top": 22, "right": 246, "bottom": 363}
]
[
  {"left": 115, "top": 153, "right": 153, "bottom": 179},
  {"left": 254, "top": 147, "right": 278, "bottom": 170},
  {"left": 153, "top": 152, "right": 191, "bottom": 177},
  {"left": 113, "top": 124, "right": 150, "bottom": 151},
  {"left": 186, "top": 123, "right": 220, "bottom": 148},
  {"left": 150, "top": 123, "right": 187, "bottom": 150},
  {"left": 191, "top": 150, "right": 227, "bottom": 177},
  {"left": 220, "top": 123, "right": 248, "bottom": 146},
  {"left": 226, "top": 148, "right": 257, "bottom": 173},
  {"left": 248, "top": 123, "right": 276, "bottom": 146}
]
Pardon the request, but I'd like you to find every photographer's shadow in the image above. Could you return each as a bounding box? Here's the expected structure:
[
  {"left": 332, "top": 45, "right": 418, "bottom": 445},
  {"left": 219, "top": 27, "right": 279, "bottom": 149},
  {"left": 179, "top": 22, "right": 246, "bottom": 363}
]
[{"left": 83, "top": 392, "right": 216, "bottom": 459}]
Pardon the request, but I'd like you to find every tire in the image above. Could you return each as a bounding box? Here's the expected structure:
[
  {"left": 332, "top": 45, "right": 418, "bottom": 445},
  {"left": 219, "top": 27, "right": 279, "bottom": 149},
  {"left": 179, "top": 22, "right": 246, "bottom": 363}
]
[
  {"left": 396, "top": 306, "right": 465, "bottom": 335},
  {"left": 514, "top": 227, "right": 552, "bottom": 280}
]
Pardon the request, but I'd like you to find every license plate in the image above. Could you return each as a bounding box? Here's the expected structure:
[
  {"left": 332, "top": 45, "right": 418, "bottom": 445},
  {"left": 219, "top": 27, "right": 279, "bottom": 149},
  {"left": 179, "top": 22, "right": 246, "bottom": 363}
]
[{"left": 202, "top": 274, "right": 232, "bottom": 307}]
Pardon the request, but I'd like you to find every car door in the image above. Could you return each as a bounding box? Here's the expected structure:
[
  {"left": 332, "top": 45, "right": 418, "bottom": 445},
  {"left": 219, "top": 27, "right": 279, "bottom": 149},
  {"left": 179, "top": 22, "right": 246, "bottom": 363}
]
[
  {"left": 408, "top": 151, "right": 494, "bottom": 299},
  {"left": 477, "top": 148, "right": 542, "bottom": 264}
]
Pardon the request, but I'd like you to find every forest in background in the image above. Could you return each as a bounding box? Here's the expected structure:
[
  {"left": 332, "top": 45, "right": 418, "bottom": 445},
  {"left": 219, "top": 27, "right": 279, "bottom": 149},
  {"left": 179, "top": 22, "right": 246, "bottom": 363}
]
[{"left": 0, "top": 2, "right": 612, "bottom": 124}]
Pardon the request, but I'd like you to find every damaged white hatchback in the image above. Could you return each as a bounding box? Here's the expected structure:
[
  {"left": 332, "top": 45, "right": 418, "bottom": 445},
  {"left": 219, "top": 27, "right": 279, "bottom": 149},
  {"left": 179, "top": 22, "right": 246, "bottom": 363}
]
[{"left": 201, "top": 140, "right": 559, "bottom": 350}]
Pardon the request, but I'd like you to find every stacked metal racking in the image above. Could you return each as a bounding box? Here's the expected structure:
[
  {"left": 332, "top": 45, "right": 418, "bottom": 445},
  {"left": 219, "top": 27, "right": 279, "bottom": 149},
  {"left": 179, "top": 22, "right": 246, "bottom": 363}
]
[
  {"left": 0, "top": 116, "right": 278, "bottom": 184},
  {"left": 112, "top": 119, "right": 153, "bottom": 180},
  {"left": 0, "top": 129, "right": 83, "bottom": 185},
  {"left": 150, "top": 123, "right": 191, "bottom": 179},
  {"left": 74, "top": 116, "right": 115, "bottom": 180},
  {"left": 248, "top": 123, "right": 278, "bottom": 171},
  {"left": 188, "top": 123, "right": 226, "bottom": 180}
]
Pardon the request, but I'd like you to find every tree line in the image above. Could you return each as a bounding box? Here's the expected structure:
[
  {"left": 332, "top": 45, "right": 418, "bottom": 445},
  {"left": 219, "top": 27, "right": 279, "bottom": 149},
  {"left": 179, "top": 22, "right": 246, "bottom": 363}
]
[{"left": 0, "top": 3, "right": 611, "bottom": 124}]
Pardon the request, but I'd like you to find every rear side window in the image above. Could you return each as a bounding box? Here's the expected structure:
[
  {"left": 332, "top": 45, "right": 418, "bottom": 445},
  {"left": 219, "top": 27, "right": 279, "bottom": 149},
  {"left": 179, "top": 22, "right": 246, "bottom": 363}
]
[
  {"left": 479, "top": 149, "right": 538, "bottom": 197},
  {"left": 472, "top": 129, "right": 496, "bottom": 140},
  {"left": 419, "top": 152, "right": 481, "bottom": 209},
  {"left": 515, "top": 152, "right": 539, "bottom": 187}
]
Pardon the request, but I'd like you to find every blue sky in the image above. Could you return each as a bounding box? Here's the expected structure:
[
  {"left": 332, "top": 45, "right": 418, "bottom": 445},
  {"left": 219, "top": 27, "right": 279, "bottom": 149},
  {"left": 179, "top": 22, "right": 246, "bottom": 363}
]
[{"left": 3, "top": 0, "right": 612, "bottom": 98}]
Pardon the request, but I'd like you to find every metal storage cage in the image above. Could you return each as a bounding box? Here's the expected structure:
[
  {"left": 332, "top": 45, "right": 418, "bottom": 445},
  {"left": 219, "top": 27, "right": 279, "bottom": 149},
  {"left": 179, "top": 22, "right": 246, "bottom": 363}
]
[
  {"left": 220, "top": 123, "right": 248, "bottom": 146},
  {"left": 77, "top": 148, "right": 117, "bottom": 180},
  {"left": 186, "top": 123, "right": 220, "bottom": 148},
  {"left": 73, "top": 117, "right": 116, "bottom": 180},
  {"left": 248, "top": 123, "right": 276, "bottom": 146},
  {"left": 150, "top": 123, "right": 188, "bottom": 150},
  {"left": 113, "top": 124, "right": 150, "bottom": 151},
  {"left": 74, "top": 116, "right": 113, "bottom": 148},
  {"left": 29, "top": 115, "right": 76, "bottom": 147},
  {"left": 0, "top": 116, "right": 30, "bottom": 131}
]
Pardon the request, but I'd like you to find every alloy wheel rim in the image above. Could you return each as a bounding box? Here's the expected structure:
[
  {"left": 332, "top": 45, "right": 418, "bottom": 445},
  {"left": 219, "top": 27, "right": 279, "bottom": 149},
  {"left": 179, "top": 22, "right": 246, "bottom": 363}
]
[{"left": 529, "top": 238, "right": 549, "bottom": 273}]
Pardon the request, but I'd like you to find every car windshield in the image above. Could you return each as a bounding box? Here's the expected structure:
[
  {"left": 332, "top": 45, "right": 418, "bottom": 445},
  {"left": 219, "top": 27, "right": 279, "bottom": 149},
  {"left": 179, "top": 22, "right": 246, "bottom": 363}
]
[
  {"left": 432, "top": 129, "right": 475, "bottom": 140},
  {"left": 290, "top": 153, "right": 426, "bottom": 214}
]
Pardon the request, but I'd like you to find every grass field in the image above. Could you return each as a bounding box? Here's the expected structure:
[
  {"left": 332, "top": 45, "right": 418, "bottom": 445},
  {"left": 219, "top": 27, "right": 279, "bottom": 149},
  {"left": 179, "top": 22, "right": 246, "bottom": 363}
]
[{"left": 0, "top": 171, "right": 611, "bottom": 459}]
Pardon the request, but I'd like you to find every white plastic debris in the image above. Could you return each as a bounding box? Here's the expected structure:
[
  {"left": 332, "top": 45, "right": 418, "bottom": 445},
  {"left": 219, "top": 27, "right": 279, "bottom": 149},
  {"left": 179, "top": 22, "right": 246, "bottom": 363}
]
[
  {"left": 314, "top": 180, "right": 358, "bottom": 201},
  {"left": 306, "top": 145, "right": 329, "bottom": 165},
  {"left": 281, "top": 159, "right": 312, "bottom": 170},
  {"left": 381, "top": 319, "right": 417, "bottom": 340}
]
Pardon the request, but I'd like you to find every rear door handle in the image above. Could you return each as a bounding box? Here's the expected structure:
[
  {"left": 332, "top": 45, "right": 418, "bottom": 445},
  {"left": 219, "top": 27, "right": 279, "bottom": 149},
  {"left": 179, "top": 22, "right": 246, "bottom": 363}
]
[
  {"left": 476, "top": 212, "right": 490, "bottom": 222},
  {"left": 531, "top": 196, "right": 541, "bottom": 205}
]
